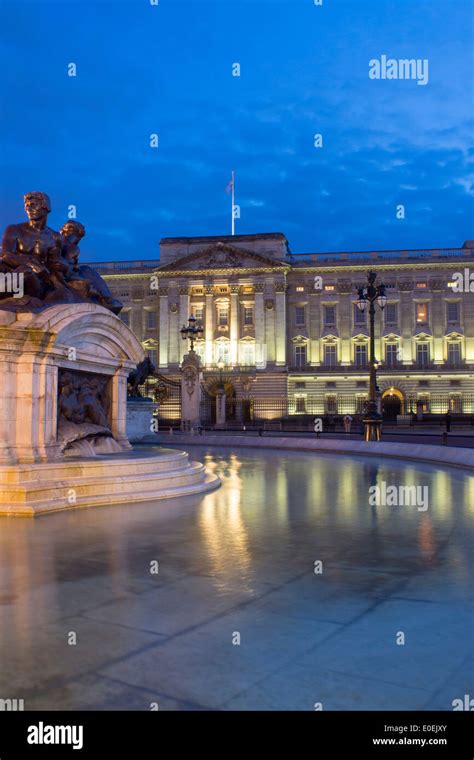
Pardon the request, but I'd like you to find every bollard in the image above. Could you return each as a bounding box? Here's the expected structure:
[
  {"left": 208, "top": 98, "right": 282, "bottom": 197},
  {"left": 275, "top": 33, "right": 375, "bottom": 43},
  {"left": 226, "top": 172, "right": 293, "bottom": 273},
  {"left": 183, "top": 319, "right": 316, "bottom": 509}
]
[{"left": 442, "top": 432, "right": 448, "bottom": 446}]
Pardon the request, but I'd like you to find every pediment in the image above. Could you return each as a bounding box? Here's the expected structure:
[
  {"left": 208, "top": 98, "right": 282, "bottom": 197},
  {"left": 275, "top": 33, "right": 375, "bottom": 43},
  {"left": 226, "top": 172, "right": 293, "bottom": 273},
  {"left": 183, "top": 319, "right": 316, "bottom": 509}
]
[{"left": 157, "top": 242, "right": 285, "bottom": 272}]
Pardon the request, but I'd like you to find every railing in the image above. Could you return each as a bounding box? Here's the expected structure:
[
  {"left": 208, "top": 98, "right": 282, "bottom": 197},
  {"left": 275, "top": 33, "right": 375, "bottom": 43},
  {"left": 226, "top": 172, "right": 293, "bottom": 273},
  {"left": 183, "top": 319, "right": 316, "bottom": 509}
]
[
  {"left": 84, "top": 260, "right": 161, "bottom": 273},
  {"left": 290, "top": 248, "right": 472, "bottom": 265}
]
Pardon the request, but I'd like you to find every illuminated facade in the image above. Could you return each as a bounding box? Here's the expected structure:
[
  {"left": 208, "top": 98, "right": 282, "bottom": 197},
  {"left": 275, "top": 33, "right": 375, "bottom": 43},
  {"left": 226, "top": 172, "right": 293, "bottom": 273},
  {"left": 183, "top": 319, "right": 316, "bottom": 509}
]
[{"left": 93, "top": 233, "right": 474, "bottom": 419}]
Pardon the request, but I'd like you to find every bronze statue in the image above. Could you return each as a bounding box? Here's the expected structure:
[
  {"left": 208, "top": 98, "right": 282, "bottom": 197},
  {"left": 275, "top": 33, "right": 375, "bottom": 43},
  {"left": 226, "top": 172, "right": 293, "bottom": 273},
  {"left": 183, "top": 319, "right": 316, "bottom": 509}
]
[
  {"left": 128, "top": 356, "right": 156, "bottom": 397},
  {"left": 0, "top": 193, "right": 122, "bottom": 314},
  {"left": 0, "top": 191, "right": 62, "bottom": 303},
  {"left": 60, "top": 221, "right": 122, "bottom": 314}
]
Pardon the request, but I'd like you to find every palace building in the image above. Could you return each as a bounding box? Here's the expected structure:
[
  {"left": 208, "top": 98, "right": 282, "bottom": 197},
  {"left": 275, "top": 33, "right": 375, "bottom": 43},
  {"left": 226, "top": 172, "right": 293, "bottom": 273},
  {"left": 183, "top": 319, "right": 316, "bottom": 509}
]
[{"left": 91, "top": 233, "right": 474, "bottom": 423}]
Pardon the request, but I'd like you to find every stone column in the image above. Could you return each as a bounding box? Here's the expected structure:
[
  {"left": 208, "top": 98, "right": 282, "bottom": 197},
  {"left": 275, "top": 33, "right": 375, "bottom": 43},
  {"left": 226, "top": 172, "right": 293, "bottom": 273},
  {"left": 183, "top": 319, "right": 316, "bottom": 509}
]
[
  {"left": 180, "top": 351, "right": 202, "bottom": 430},
  {"left": 275, "top": 282, "right": 287, "bottom": 366},
  {"left": 254, "top": 283, "right": 265, "bottom": 367},
  {"left": 178, "top": 286, "right": 190, "bottom": 363},
  {"left": 205, "top": 285, "right": 214, "bottom": 366},
  {"left": 230, "top": 285, "right": 239, "bottom": 366},
  {"left": 110, "top": 367, "right": 133, "bottom": 450},
  {"left": 158, "top": 286, "right": 169, "bottom": 368}
]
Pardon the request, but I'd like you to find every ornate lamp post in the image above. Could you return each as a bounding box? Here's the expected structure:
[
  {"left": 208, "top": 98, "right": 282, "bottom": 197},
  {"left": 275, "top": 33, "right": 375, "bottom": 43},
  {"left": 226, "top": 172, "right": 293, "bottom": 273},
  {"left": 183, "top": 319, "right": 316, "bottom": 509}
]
[
  {"left": 356, "top": 271, "right": 387, "bottom": 441},
  {"left": 180, "top": 315, "right": 203, "bottom": 353}
]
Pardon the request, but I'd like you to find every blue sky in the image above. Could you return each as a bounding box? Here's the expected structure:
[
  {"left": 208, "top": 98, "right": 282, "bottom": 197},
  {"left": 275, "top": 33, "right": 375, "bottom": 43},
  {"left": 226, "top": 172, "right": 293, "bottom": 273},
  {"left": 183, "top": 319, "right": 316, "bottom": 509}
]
[{"left": 0, "top": 0, "right": 472, "bottom": 261}]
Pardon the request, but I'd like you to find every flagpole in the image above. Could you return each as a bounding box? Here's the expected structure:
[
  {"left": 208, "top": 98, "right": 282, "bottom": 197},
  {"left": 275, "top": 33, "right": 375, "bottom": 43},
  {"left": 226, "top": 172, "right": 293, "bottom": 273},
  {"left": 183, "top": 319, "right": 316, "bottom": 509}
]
[{"left": 231, "top": 169, "right": 235, "bottom": 236}]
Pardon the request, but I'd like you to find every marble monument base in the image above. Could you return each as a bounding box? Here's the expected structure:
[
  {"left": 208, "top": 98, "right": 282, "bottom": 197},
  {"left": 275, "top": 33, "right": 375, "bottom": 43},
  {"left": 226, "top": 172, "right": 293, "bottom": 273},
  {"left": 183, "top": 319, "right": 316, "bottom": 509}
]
[{"left": 0, "top": 447, "right": 219, "bottom": 517}]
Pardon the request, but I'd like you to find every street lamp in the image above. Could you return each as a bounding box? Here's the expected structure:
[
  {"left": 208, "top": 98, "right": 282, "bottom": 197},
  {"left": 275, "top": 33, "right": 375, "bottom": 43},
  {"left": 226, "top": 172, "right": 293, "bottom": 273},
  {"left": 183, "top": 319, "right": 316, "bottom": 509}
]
[
  {"left": 356, "top": 271, "right": 387, "bottom": 441},
  {"left": 180, "top": 315, "right": 204, "bottom": 353}
]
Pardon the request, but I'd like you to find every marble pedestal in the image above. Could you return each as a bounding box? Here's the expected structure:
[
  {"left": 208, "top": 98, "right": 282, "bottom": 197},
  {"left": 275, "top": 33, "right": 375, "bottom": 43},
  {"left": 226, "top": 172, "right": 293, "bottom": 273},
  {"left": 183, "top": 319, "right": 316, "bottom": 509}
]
[{"left": 0, "top": 305, "right": 219, "bottom": 516}]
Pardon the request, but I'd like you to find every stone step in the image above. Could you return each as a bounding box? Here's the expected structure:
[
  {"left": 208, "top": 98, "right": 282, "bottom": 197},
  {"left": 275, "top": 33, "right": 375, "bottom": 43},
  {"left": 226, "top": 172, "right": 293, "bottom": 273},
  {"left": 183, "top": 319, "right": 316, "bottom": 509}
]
[
  {"left": 0, "top": 448, "right": 191, "bottom": 483},
  {"left": 0, "top": 450, "right": 220, "bottom": 515}
]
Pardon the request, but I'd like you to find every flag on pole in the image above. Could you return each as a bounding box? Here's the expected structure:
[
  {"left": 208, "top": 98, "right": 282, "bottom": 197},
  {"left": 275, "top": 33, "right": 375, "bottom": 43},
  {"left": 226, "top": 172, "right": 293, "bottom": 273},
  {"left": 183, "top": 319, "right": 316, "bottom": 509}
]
[{"left": 225, "top": 170, "right": 235, "bottom": 235}]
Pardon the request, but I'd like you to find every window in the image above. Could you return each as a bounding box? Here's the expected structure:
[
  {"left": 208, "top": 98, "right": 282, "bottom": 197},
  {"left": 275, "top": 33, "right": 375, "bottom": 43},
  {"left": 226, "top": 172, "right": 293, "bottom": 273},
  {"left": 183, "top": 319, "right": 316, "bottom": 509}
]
[
  {"left": 120, "top": 311, "right": 130, "bottom": 326},
  {"left": 416, "top": 282, "right": 427, "bottom": 289},
  {"left": 243, "top": 307, "right": 253, "bottom": 326},
  {"left": 325, "top": 395, "right": 337, "bottom": 414},
  {"left": 354, "top": 344, "right": 368, "bottom": 368},
  {"left": 295, "top": 396, "right": 307, "bottom": 413},
  {"left": 240, "top": 342, "right": 255, "bottom": 366},
  {"left": 295, "top": 306, "right": 305, "bottom": 326},
  {"left": 119, "top": 291, "right": 129, "bottom": 298},
  {"left": 324, "top": 305, "right": 336, "bottom": 326},
  {"left": 294, "top": 345, "right": 307, "bottom": 367},
  {"left": 324, "top": 344, "right": 337, "bottom": 367},
  {"left": 416, "top": 303, "right": 428, "bottom": 323},
  {"left": 295, "top": 286, "right": 305, "bottom": 292},
  {"left": 219, "top": 287, "right": 228, "bottom": 294},
  {"left": 356, "top": 396, "right": 367, "bottom": 413},
  {"left": 147, "top": 311, "right": 157, "bottom": 329},
  {"left": 193, "top": 287, "right": 203, "bottom": 295},
  {"left": 416, "top": 343, "right": 430, "bottom": 367},
  {"left": 217, "top": 306, "right": 228, "bottom": 326},
  {"left": 447, "top": 302, "right": 459, "bottom": 322},
  {"left": 385, "top": 303, "right": 398, "bottom": 324},
  {"left": 147, "top": 349, "right": 158, "bottom": 366},
  {"left": 193, "top": 307, "right": 203, "bottom": 321},
  {"left": 385, "top": 343, "right": 399, "bottom": 368},
  {"left": 195, "top": 341, "right": 206, "bottom": 364},
  {"left": 447, "top": 343, "right": 461, "bottom": 366},
  {"left": 324, "top": 284, "right": 335, "bottom": 292},
  {"left": 295, "top": 382, "right": 306, "bottom": 389},
  {"left": 354, "top": 303, "right": 366, "bottom": 325},
  {"left": 215, "top": 342, "right": 230, "bottom": 365}
]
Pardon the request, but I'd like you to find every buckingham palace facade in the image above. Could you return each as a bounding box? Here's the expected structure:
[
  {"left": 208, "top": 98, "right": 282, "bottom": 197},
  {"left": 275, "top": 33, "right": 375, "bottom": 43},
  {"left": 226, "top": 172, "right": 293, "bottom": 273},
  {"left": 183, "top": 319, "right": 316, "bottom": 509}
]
[{"left": 91, "top": 233, "right": 474, "bottom": 422}]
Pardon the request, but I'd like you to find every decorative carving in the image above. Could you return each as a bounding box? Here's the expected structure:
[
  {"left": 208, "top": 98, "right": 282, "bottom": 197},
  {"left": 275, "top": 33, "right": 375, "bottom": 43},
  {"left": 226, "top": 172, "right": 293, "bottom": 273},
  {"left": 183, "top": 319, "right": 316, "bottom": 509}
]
[
  {"left": 399, "top": 280, "right": 414, "bottom": 292},
  {"left": 265, "top": 299, "right": 274, "bottom": 310},
  {"left": 58, "top": 370, "right": 109, "bottom": 429},
  {"left": 205, "top": 285, "right": 214, "bottom": 295},
  {"left": 183, "top": 365, "right": 198, "bottom": 398},
  {"left": 254, "top": 283, "right": 265, "bottom": 293},
  {"left": 169, "top": 302, "right": 178, "bottom": 313},
  {"left": 158, "top": 286, "right": 169, "bottom": 296},
  {"left": 429, "top": 279, "right": 443, "bottom": 291},
  {"left": 178, "top": 286, "right": 190, "bottom": 295},
  {"left": 274, "top": 282, "right": 287, "bottom": 293},
  {"left": 230, "top": 285, "right": 240, "bottom": 294},
  {"left": 198, "top": 243, "right": 242, "bottom": 269},
  {"left": 0, "top": 193, "right": 122, "bottom": 314}
]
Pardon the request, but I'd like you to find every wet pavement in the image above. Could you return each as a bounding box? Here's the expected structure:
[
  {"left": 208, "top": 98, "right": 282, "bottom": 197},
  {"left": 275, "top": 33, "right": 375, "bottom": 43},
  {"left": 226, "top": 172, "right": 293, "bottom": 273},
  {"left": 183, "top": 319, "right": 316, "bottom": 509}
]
[{"left": 0, "top": 446, "right": 472, "bottom": 710}]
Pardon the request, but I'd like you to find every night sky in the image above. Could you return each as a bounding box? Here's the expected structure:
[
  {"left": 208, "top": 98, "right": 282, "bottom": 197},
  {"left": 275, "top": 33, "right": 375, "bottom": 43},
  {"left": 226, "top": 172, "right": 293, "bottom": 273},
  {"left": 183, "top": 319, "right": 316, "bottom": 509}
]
[{"left": 0, "top": 0, "right": 472, "bottom": 261}]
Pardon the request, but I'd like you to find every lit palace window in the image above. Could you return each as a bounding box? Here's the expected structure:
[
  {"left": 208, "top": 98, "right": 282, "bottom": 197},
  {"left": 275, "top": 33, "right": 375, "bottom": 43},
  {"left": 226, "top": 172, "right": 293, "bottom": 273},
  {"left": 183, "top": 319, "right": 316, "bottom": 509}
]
[
  {"left": 217, "top": 306, "right": 228, "bottom": 326},
  {"left": 243, "top": 306, "right": 253, "bottom": 325},
  {"left": 193, "top": 307, "right": 203, "bottom": 321},
  {"left": 416, "top": 282, "right": 427, "bottom": 289},
  {"left": 416, "top": 303, "right": 428, "bottom": 323},
  {"left": 295, "top": 286, "right": 305, "bottom": 292}
]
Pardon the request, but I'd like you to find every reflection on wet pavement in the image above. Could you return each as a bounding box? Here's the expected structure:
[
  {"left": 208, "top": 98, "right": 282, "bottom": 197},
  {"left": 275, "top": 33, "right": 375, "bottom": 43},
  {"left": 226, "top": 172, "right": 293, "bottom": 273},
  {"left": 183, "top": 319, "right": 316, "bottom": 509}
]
[{"left": 0, "top": 447, "right": 472, "bottom": 710}]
